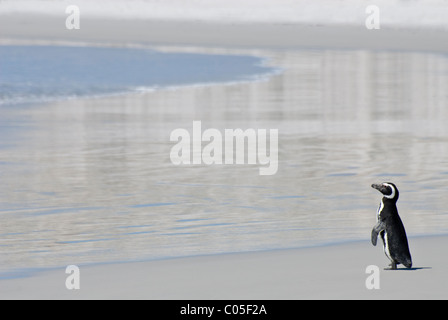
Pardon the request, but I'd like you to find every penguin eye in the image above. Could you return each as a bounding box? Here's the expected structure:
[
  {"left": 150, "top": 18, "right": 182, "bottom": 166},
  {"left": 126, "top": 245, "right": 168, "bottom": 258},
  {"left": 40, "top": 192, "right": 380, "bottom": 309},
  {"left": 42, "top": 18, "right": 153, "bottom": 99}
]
[{"left": 384, "top": 186, "right": 392, "bottom": 195}]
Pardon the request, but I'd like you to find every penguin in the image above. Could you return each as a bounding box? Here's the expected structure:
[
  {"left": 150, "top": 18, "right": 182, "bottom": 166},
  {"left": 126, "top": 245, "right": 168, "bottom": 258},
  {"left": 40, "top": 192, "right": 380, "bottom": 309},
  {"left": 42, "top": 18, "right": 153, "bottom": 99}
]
[{"left": 371, "top": 182, "right": 412, "bottom": 270}]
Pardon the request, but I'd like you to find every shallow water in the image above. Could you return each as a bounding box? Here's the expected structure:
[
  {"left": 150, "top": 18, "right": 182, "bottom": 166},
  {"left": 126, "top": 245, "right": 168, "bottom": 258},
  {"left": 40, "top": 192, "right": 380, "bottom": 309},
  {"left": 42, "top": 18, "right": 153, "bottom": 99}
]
[
  {"left": 1, "top": 46, "right": 448, "bottom": 276},
  {"left": 0, "top": 45, "right": 274, "bottom": 105}
]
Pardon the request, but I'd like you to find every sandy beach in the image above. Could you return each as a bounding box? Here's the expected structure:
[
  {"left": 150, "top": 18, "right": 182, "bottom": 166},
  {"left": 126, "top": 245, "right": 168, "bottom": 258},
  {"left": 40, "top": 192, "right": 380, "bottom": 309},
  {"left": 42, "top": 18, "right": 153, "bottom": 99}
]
[
  {"left": 1, "top": 235, "right": 447, "bottom": 300},
  {"left": 1, "top": 2, "right": 448, "bottom": 300},
  {"left": 2, "top": 15, "right": 448, "bottom": 53}
]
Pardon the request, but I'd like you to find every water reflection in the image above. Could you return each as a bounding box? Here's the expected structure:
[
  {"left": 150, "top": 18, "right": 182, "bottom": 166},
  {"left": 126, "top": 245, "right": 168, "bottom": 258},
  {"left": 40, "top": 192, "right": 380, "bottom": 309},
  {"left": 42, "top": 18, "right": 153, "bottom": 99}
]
[{"left": 1, "top": 47, "right": 448, "bottom": 274}]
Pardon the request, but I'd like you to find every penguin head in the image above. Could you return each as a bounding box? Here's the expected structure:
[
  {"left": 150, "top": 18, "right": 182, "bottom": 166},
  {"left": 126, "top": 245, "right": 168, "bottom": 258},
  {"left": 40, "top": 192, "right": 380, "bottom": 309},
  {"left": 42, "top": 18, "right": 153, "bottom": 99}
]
[{"left": 371, "top": 182, "right": 399, "bottom": 201}]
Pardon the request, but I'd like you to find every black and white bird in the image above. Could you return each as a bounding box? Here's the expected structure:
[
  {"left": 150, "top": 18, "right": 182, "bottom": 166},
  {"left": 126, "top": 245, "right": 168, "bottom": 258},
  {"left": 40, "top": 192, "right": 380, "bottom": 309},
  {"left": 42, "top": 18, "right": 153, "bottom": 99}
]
[{"left": 371, "top": 182, "right": 412, "bottom": 270}]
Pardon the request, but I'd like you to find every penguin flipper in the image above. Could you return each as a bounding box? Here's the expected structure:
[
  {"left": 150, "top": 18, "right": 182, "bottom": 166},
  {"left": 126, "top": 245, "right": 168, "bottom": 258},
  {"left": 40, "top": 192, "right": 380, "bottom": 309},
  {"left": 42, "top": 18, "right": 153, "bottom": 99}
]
[
  {"left": 371, "top": 229, "right": 378, "bottom": 246},
  {"left": 371, "top": 221, "right": 385, "bottom": 246}
]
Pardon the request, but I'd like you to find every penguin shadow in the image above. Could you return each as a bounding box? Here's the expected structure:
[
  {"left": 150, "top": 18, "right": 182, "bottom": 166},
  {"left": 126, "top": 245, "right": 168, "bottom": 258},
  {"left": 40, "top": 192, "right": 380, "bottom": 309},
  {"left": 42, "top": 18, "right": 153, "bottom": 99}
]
[{"left": 384, "top": 266, "right": 431, "bottom": 271}]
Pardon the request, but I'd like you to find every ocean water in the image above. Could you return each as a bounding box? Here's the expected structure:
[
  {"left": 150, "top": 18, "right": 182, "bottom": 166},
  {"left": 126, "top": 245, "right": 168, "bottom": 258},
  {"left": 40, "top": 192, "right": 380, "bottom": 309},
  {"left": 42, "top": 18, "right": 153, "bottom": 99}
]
[
  {"left": 0, "top": 45, "right": 274, "bottom": 106},
  {"left": 1, "top": 44, "right": 448, "bottom": 278}
]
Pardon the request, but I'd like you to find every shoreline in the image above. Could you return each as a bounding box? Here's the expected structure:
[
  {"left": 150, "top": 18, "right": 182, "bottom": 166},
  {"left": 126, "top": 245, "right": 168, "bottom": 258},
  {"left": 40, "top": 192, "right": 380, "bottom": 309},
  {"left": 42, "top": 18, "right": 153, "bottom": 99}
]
[
  {"left": 1, "top": 235, "right": 447, "bottom": 299},
  {"left": 1, "top": 15, "right": 448, "bottom": 54}
]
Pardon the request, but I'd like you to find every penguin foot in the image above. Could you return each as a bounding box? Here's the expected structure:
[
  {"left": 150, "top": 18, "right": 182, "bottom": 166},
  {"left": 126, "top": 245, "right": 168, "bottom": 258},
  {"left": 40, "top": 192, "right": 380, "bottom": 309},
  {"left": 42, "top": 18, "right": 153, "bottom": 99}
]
[{"left": 384, "top": 262, "right": 397, "bottom": 270}]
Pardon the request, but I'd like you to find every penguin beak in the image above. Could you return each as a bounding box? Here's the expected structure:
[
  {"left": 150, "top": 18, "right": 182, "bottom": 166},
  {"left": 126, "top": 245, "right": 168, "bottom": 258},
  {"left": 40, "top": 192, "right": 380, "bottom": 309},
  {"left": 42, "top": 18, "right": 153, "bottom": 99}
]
[{"left": 371, "top": 183, "right": 388, "bottom": 195}]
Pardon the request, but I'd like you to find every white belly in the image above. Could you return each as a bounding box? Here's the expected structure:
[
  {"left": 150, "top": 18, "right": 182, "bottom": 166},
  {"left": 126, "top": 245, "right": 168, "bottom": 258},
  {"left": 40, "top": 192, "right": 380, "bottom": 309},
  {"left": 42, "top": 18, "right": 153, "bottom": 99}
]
[
  {"left": 383, "top": 232, "right": 392, "bottom": 261},
  {"left": 377, "top": 200, "right": 384, "bottom": 220}
]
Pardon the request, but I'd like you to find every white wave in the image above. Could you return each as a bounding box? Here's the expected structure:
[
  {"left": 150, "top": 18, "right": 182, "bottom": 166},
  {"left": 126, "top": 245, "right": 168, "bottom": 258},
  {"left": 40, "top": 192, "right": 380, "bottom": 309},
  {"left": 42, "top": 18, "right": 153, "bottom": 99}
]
[{"left": 1, "top": 0, "right": 448, "bottom": 30}]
